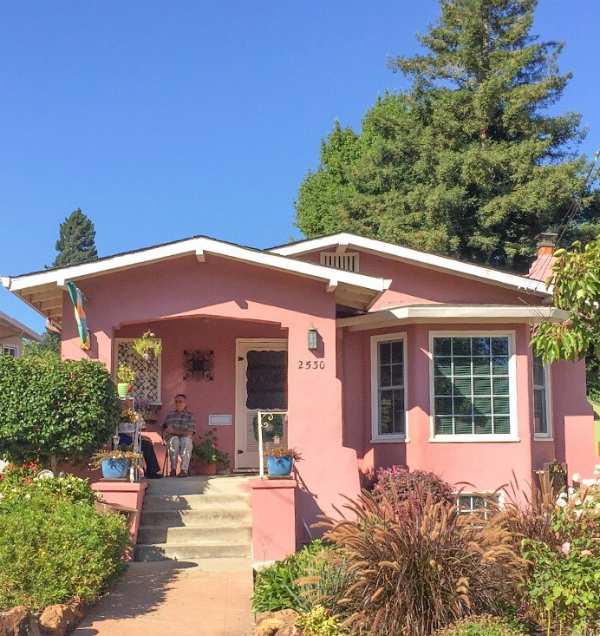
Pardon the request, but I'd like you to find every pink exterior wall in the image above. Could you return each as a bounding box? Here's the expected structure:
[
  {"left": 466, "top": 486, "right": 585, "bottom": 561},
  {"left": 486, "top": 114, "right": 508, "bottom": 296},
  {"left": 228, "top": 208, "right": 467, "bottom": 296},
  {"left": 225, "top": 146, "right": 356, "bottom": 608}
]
[
  {"left": 61, "top": 254, "right": 361, "bottom": 539},
  {"left": 342, "top": 321, "right": 598, "bottom": 494},
  {"left": 92, "top": 481, "right": 148, "bottom": 548},
  {"left": 302, "top": 250, "right": 543, "bottom": 308},
  {"left": 250, "top": 479, "right": 296, "bottom": 561}
]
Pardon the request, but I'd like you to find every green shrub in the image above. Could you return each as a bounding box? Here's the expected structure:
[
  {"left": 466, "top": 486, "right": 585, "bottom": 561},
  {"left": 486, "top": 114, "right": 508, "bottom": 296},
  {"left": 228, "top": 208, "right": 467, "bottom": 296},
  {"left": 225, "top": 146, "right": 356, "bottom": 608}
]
[
  {"left": 252, "top": 540, "right": 336, "bottom": 613},
  {"left": 0, "top": 492, "right": 131, "bottom": 610},
  {"left": 0, "top": 465, "right": 98, "bottom": 506},
  {"left": 0, "top": 355, "right": 120, "bottom": 465},
  {"left": 435, "top": 615, "right": 525, "bottom": 636},
  {"left": 296, "top": 605, "right": 349, "bottom": 636},
  {"left": 318, "top": 486, "right": 524, "bottom": 636}
]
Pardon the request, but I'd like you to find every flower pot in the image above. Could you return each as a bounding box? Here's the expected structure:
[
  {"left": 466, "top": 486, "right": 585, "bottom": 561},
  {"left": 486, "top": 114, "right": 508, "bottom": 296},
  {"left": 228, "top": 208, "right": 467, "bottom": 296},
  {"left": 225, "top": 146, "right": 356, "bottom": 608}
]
[
  {"left": 198, "top": 461, "right": 217, "bottom": 476},
  {"left": 101, "top": 458, "right": 129, "bottom": 479},
  {"left": 267, "top": 455, "right": 293, "bottom": 477},
  {"left": 117, "top": 383, "right": 130, "bottom": 398}
]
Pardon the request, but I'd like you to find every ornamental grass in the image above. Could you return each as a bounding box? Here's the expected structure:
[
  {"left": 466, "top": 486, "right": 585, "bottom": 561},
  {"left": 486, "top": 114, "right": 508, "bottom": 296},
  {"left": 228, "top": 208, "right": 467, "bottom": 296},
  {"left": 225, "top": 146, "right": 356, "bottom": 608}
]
[{"left": 315, "top": 485, "right": 525, "bottom": 636}]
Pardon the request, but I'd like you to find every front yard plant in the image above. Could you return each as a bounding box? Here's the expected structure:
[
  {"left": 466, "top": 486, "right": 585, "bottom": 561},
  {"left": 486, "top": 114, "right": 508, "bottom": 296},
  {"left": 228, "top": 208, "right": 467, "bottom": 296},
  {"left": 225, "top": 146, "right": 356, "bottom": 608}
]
[
  {"left": 0, "top": 355, "right": 120, "bottom": 467},
  {"left": 0, "top": 487, "right": 131, "bottom": 610}
]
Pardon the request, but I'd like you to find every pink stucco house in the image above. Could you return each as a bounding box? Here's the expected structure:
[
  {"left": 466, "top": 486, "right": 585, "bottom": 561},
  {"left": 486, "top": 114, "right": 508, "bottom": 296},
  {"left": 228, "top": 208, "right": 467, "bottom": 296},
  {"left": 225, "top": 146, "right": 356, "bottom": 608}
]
[{"left": 2, "top": 232, "right": 598, "bottom": 546}]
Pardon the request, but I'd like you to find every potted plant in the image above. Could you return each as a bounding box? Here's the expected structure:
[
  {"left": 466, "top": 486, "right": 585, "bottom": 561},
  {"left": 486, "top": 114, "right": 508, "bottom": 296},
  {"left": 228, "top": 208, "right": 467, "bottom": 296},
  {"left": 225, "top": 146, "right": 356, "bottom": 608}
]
[
  {"left": 264, "top": 447, "right": 302, "bottom": 478},
  {"left": 91, "top": 448, "right": 142, "bottom": 480},
  {"left": 116, "top": 364, "right": 135, "bottom": 398},
  {"left": 136, "top": 398, "right": 158, "bottom": 422},
  {"left": 132, "top": 330, "right": 162, "bottom": 362},
  {"left": 190, "top": 428, "right": 230, "bottom": 476}
]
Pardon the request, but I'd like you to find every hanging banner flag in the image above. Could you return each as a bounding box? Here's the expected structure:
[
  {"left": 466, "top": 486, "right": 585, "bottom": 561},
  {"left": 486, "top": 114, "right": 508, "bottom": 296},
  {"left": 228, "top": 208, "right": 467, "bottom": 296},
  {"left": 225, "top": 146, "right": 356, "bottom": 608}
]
[{"left": 67, "top": 282, "right": 90, "bottom": 350}]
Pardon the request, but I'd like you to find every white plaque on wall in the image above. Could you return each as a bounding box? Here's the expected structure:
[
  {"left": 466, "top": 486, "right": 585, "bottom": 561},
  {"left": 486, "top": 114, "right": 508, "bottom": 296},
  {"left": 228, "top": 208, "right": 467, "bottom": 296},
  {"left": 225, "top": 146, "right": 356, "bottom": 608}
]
[{"left": 209, "top": 414, "right": 233, "bottom": 426}]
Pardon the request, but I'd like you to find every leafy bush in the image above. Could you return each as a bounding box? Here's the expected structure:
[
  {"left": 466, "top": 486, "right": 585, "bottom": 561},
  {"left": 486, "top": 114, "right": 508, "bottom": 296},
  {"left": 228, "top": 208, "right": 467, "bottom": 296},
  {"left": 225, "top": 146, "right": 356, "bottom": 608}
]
[
  {"left": 252, "top": 540, "right": 339, "bottom": 613},
  {"left": 434, "top": 615, "right": 526, "bottom": 636},
  {"left": 0, "top": 355, "right": 120, "bottom": 464},
  {"left": 317, "top": 486, "right": 524, "bottom": 636},
  {"left": 296, "top": 605, "right": 349, "bottom": 636},
  {"left": 0, "top": 492, "right": 131, "bottom": 610},
  {"left": 0, "top": 464, "right": 98, "bottom": 506},
  {"left": 372, "top": 466, "right": 454, "bottom": 510},
  {"left": 518, "top": 471, "right": 600, "bottom": 635}
]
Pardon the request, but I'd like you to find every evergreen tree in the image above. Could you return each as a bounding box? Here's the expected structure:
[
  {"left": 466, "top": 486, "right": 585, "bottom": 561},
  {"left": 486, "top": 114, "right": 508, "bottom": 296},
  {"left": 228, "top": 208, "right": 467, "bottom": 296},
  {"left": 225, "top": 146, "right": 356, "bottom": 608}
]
[
  {"left": 53, "top": 208, "right": 98, "bottom": 268},
  {"left": 295, "top": 0, "right": 599, "bottom": 271}
]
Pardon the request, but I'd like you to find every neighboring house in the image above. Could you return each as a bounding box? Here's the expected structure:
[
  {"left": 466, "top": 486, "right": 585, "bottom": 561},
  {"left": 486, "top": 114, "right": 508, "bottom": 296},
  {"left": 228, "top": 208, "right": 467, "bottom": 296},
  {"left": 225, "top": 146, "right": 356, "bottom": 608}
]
[
  {"left": 2, "top": 233, "right": 597, "bottom": 541},
  {"left": 0, "top": 309, "right": 41, "bottom": 357}
]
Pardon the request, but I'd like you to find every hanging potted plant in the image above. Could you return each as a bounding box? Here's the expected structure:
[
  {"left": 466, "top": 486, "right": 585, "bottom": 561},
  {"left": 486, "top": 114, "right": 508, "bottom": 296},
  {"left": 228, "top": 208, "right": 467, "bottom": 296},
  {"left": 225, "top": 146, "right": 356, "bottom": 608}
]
[
  {"left": 264, "top": 447, "right": 302, "bottom": 478},
  {"left": 132, "top": 330, "right": 162, "bottom": 362},
  {"left": 91, "top": 448, "right": 142, "bottom": 480},
  {"left": 116, "top": 364, "right": 135, "bottom": 398}
]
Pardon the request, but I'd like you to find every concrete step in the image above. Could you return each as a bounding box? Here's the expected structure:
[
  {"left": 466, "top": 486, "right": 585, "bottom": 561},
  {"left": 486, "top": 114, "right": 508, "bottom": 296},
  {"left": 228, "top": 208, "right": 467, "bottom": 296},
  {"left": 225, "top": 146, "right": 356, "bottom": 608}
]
[
  {"left": 137, "top": 523, "right": 252, "bottom": 545},
  {"left": 142, "top": 493, "right": 249, "bottom": 511},
  {"left": 134, "top": 542, "right": 251, "bottom": 561},
  {"left": 145, "top": 474, "right": 254, "bottom": 497},
  {"left": 140, "top": 506, "right": 252, "bottom": 527}
]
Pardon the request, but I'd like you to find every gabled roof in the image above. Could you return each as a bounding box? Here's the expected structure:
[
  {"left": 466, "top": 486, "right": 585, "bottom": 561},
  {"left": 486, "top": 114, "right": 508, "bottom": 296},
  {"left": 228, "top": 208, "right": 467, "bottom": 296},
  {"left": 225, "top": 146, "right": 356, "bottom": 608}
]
[
  {"left": 270, "top": 232, "right": 551, "bottom": 298},
  {"left": 0, "top": 309, "right": 41, "bottom": 341},
  {"left": 2, "top": 235, "right": 391, "bottom": 326}
]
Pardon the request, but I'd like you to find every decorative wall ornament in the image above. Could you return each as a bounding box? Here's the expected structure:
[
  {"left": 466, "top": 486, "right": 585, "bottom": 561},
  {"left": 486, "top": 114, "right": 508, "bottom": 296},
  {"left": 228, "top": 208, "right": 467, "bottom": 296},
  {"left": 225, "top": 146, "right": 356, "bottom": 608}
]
[
  {"left": 116, "top": 340, "right": 160, "bottom": 403},
  {"left": 183, "top": 350, "right": 214, "bottom": 381}
]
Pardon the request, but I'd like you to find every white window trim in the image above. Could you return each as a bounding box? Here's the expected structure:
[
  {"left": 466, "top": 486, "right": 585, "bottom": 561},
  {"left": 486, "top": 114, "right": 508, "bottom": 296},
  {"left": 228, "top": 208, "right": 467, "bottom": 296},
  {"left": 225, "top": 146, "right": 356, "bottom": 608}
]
[
  {"left": 114, "top": 337, "right": 162, "bottom": 405},
  {"left": 532, "top": 354, "right": 553, "bottom": 441},
  {"left": 370, "top": 332, "right": 408, "bottom": 442},
  {"left": 428, "top": 330, "right": 520, "bottom": 443},
  {"left": 2, "top": 344, "right": 19, "bottom": 357}
]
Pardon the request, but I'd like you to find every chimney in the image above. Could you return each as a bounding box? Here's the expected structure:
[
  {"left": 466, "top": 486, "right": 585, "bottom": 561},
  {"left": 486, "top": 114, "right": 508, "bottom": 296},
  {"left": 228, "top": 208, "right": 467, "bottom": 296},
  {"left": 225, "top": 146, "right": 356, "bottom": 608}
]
[{"left": 528, "top": 232, "right": 558, "bottom": 282}]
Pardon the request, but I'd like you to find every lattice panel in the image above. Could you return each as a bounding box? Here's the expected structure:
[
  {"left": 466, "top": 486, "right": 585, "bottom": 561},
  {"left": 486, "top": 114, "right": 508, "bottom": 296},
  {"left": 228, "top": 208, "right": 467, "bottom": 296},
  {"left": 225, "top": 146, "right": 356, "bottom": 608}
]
[{"left": 116, "top": 340, "right": 161, "bottom": 404}]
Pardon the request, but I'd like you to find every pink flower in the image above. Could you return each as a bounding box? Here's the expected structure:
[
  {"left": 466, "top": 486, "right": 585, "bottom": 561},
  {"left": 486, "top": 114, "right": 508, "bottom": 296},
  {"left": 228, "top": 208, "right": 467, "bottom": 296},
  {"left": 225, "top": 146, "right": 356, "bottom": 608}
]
[
  {"left": 561, "top": 542, "right": 571, "bottom": 556},
  {"left": 581, "top": 550, "right": 592, "bottom": 557}
]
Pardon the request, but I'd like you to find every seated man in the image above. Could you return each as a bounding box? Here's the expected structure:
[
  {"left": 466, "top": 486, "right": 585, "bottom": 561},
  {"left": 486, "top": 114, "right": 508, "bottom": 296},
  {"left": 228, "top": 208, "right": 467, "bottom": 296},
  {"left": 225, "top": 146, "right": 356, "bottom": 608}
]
[{"left": 162, "top": 393, "right": 195, "bottom": 478}]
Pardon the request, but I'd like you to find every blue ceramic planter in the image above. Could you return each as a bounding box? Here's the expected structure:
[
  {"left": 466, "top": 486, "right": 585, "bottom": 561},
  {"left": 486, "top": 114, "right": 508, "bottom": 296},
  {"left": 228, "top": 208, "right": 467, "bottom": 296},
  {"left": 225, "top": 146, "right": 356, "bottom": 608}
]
[
  {"left": 266, "top": 455, "right": 293, "bottom": 477},
  {"left": 101, "top": 458, "right": 129, "bottom": 479}
]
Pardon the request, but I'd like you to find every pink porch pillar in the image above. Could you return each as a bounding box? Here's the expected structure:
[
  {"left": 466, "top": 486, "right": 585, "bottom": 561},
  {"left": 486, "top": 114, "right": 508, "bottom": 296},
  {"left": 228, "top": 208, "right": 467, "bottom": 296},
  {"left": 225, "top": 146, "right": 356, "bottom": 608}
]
[
  {"left": 250, "top": 479, "right": 297, "bottom": 562},
  {"left": 92, "top": 481, "right": 148, "bottom": 548}
]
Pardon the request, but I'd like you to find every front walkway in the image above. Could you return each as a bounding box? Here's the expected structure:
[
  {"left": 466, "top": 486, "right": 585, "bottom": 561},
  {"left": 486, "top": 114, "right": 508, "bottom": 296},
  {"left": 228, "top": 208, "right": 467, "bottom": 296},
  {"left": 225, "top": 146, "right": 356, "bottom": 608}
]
[{"left": 72, "top": 558, "right": 254, "bottom": 636}]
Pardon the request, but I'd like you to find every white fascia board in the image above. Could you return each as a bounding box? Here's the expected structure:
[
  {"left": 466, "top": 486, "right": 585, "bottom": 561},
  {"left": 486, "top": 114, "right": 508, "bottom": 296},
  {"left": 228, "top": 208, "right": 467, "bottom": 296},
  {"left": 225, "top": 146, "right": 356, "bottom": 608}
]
[
  {"left": 272, "top": 233, "right": 551, "bottom": 297},
  {"left": 338, "top": 305, "right": 568, "bottom": 331},
  {"left": 3, "top": 236, "right": 390, "bottom": 295}
]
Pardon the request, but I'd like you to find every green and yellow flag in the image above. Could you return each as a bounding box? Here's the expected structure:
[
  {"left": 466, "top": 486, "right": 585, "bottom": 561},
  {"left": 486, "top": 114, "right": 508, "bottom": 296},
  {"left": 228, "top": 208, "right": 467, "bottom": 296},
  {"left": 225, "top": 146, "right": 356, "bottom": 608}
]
[{"left": 67, "top": 281, "right": 90, "bottom": 350}]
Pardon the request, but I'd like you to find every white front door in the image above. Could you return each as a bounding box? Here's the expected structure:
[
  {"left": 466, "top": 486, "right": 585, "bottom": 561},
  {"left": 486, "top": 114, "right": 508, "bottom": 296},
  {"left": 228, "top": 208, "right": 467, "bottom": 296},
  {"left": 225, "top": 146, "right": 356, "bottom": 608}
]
[{"left": 235, "top": 339, "right": 288, "bottom": 469}]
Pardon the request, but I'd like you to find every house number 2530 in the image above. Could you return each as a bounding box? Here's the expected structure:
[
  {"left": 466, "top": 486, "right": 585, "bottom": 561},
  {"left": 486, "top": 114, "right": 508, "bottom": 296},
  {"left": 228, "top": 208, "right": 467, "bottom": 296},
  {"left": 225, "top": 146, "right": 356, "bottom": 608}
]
[{"left": 298, "top": 360, "right": 325, "bottom": 370}]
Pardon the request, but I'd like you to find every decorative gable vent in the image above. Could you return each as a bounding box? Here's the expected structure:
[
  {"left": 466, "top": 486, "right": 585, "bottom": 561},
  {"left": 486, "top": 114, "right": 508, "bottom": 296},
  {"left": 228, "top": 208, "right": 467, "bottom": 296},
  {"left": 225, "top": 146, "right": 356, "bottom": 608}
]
[{"left": 320, "top": 252, "right": 360, "bottom": 273}]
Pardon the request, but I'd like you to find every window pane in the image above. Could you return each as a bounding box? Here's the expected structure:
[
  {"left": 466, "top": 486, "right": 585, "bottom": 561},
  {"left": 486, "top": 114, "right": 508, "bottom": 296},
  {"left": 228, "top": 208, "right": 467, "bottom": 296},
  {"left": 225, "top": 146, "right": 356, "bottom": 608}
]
[
  {"left": 534, "top": 389, "right": 547, "bottom": 434},
  {"left": 532, "top": 355, "right": 545, "bottom": 386},
  {"left": 453, "top": 338, "right": 471, "bottom": 356},
  {"left": 454, "top": 397, "right": 472, "bottom": 415},
  {"left": 435, "top": 358, "right": 452, "bottom": 377},
  {"left": 435, "top": 397, "right": 453, "bottom": 415},
  {"left": 492, "top": 357, "right": 509, "bottom": 375},
  {"left": 435, "top": 376, "right": 452, "bottom": 396},
  {"left": 393, "top": 390, "right": 405, "bottom": 434},
  {"left": 390, "top": 341, "right": 403, "bottom": 363},
  {"left": 453, "top": 357, "right": 471, "bottom": 376},
  {"left": 493, "top": 377, "right": 509, "bottom": 395},
  {"left": 473, "top": 377, "right": 491, "bottom": 396},
  {"left": 472, "top": 338, "right": 491, "bottom": 356},
  {"left": 473, "top": 357, "right": 491, "bottom": 375},
  {"left": 436, "top": 416, "right": 454, "bottom": 435},
  {"left": 493, "top": 396, "right": 510, "bottom": 415},
  {"left": 455, "top": 417, "right": 473, "bottom": 435},
  {"left": 474, "top": 417, "right": 492, "bottom": 434},
  {"left": 391, "top": 364, "right": 403, "bottom": 386},
  {"left": 473, "top": 397, "right": 492, "bottom": 415},
  {"left": 379, "top": 393, "right": 393, "bottom": 434},
  {"left": 380, "top": 365, "right": 391, "bottom": 388},
  {"left": 494, "top": 417, "right": 510, "bottom": 434},
  {"left": 492, "top": 338, "right": 508, "bottom": 356},
  {"left": 435, "top": 338, "right": 451, "bottom": 356},
  {"left": 454, "top": 377, "right": 472, "bottom": 397},
  {"left": 379, "top": 342, "right": 391, "bottom": 365}
]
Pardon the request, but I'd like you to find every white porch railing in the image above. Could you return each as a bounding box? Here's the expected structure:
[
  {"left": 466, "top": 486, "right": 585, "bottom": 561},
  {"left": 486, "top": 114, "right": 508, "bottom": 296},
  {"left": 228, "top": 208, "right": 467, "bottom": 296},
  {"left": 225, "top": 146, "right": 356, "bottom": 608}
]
[{"left": 257, "top": 411, "right": 289, "bottom": 478}]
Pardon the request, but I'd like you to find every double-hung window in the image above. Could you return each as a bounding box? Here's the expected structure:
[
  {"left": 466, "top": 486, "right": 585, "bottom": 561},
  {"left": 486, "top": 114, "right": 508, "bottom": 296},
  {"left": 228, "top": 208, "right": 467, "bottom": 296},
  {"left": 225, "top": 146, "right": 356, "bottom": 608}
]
[
  {"left": 2, "top": 345, "right": 17, "bottom": 357},
  {"left": 431, "top": 333, "right": 515, "bottom": 440},
  {"left": 371, "top": 335, "right": 406, "bottom": 441},
  {"left": 532, "top": 353, "right": 552, "bottom": 438}
]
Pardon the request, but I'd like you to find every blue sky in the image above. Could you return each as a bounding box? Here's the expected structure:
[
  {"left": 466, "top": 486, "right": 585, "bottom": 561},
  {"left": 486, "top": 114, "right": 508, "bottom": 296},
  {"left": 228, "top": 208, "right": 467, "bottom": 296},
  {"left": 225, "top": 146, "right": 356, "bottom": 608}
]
[{"left": 1, "top": 0, "right": 599, "bottom": 332}]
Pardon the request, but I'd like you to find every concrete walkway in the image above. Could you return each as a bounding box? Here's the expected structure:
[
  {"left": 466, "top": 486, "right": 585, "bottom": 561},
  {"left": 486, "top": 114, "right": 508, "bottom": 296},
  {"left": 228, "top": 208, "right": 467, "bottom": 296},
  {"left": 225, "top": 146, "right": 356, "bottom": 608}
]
[{"left": 72, "top": 558, "right": 254, "bottom": 636}]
